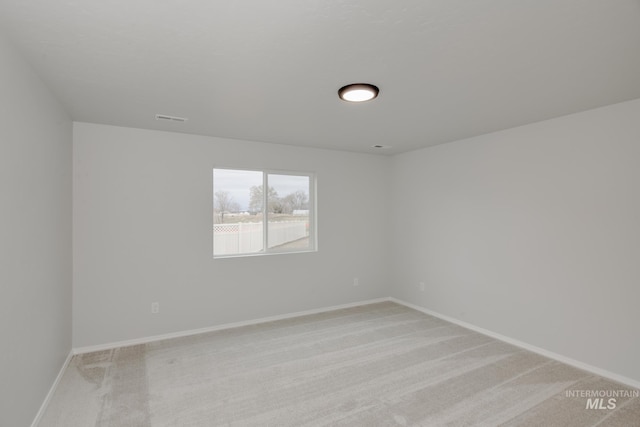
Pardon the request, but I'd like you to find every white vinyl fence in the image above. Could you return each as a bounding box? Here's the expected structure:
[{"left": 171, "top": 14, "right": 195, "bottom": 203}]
[{"left": 213, "top": 221, "right": 307, "bottom": 255}]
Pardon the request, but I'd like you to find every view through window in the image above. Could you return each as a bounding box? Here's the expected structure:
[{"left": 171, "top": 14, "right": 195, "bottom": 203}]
[{"left": 213, "top": 168, "right": 315, "bottom": 257}]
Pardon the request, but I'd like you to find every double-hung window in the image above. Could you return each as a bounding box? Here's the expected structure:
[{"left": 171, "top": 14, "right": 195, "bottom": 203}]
[{"left": 213, "top": 168, "right": 316, "bottom": 258}]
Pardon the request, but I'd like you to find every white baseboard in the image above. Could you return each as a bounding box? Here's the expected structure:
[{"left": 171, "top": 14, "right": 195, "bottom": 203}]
[
  {"left": 31, "top": 350, "right": 73, "bottom": 427},
  {"left": 73, "top": 297, "right": 389, "bottom": 355},
  {"left": 389, "top": 297, "right": 640, "bottom": 391}
]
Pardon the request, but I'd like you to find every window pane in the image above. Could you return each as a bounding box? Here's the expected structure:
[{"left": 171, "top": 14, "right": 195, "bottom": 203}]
[
  {"left": 213, "top": 169, "right": 263, "bottom": 256},
  {"left": 267, "top": 174, "right": 311, "bottom": 250},
  {"left": 213, "top": 168, "right": 315, "bottom": 258}
]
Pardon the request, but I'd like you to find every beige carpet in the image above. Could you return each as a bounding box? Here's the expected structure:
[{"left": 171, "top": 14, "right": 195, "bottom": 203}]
[{"left": 39, "top": 302, "right": 640, "bottom": 426}]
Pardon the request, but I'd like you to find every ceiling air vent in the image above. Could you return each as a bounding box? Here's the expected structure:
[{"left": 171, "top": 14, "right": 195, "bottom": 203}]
[{"left": 155, "top": 114, "right": 188, "bottom": 122}]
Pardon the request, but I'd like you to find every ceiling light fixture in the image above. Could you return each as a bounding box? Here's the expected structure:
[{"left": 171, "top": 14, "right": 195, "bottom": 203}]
[{"left": 338, "top": 83, "right": 379, "bottom": 102}]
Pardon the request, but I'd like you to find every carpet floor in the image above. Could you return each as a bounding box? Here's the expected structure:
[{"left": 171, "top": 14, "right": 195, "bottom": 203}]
[{"left": 39, "top": 302, "right": 640, "bottom": 426}]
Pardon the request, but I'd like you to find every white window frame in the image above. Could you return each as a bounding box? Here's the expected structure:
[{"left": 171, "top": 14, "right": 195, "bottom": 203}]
[{"left": 213, "top": 167, "right": 317, "bottom": 258}]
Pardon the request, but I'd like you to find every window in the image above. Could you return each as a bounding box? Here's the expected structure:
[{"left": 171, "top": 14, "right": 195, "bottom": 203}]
[{"left": 213, "top": 168, "right": 316, "bottom": 258}]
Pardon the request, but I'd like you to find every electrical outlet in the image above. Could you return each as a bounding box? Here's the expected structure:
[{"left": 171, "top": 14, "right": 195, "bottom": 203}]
[
  {"left": 353, "top": 277, "right": 359, "bottom": 287},
  {"left": 151, "top": 302, "right": 159, "bottom": 314},
  {"left": 419, "top": 282, "right": 425, "bottom": 291}
]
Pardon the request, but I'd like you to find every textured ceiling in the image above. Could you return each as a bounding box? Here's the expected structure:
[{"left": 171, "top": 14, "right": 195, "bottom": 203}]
[{"left": 1, "top": 0, "right": 640, "bottom": 155}]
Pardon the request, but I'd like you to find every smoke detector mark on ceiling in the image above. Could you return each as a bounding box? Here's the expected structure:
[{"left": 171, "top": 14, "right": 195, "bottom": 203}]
[{"left": 155, "top": 114, "right": 188, "bottom": 122}]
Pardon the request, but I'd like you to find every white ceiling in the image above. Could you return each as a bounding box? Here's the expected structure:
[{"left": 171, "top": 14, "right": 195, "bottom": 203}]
[{"left": 1, "top": 0, "right": 639, "bottom": 155}]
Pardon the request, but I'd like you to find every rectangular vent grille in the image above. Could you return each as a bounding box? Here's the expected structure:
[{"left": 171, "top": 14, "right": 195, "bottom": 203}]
[{"left": 155, "top": 114, "right": 188, "bottom": 122}]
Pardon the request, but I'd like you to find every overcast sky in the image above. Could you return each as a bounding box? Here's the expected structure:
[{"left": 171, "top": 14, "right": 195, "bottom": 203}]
[{"left": 213, "top": 169, "right": 309, "bottom": 211}]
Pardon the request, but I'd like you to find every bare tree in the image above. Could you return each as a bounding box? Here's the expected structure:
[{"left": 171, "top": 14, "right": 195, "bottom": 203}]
[
  {"left": 249, "top": 185, "right": 279, "bottom": 213},
  {"left": 282, "top": 190, "right": 309, "bottom": 213},
  {"left": 214, "top": 190, "right": 239, "bottom": 223}
]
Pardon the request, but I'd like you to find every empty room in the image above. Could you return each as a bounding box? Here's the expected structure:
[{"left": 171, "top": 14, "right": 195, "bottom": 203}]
[{"left": 1, "top": 1, "right": 640, "bottom": 426}]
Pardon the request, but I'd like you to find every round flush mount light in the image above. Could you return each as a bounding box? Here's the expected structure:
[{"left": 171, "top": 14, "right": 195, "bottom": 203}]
[{"left": 338, "top": 83, "right": 379, "bottom": 102}]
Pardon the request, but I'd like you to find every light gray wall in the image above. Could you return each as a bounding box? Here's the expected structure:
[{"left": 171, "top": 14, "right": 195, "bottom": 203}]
[
  {"left": 390, "top": 98, "right": 640, "bottom": 383},
  {"left": 73, "top": 123, "right": 390, "bottom": 347},
  {"left": 0, "top": 34, "right": 72, "bottom": 426}
]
